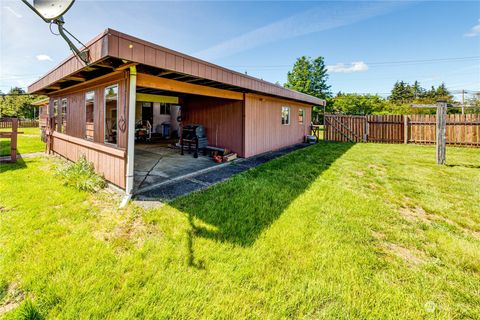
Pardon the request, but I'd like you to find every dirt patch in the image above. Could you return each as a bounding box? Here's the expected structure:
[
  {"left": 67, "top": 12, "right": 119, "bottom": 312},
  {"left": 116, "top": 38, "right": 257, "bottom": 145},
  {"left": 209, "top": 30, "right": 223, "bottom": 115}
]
[
  {"left": 368, "top": 164, "right": 387, "bottom": 176},
  {"left": 399, "top": 206, "right": 432, "bottom": 225},
  {"left": 398, "top": 205, "right": 479, "bottom": 239},
  {"left": 94, "top": 214, "right": 158, "bottom": 249},
  {"left": 371, "top": 230, "right": 386, "bottom": 240},
  {"left": 0, "top": 283, "right": 24, "bottom": 316},
  {"left": 384, "top": 242, "right": 427, "bottom": 266},
  {"left": 355, "top": 170, "right": 365, "bottom": 177}
]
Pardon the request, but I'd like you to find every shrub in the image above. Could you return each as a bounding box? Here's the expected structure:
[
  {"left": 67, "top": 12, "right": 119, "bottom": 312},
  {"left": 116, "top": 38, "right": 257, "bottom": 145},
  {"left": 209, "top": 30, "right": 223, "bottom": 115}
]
[{"left": 56, "top": 155, "right": 107, "bottom": 192}]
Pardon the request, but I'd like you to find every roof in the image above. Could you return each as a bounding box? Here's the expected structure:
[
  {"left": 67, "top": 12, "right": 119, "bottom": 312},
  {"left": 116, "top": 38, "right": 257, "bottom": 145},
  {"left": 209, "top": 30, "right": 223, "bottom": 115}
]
[
  {"left": 28, "top": 29, "right": 325, "bottom": 106},
  {"left": 31, "top": 98, "right": 49, "bottom": 106}
]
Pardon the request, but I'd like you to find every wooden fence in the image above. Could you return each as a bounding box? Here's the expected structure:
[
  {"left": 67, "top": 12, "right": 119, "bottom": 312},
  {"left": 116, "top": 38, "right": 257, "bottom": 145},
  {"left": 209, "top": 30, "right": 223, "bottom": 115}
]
[
  {"left": 324, "top": 114, "right": 480, "bottom": 147},
  {"left": 0, "top": 118, "right": 39, "bottom": 128}
]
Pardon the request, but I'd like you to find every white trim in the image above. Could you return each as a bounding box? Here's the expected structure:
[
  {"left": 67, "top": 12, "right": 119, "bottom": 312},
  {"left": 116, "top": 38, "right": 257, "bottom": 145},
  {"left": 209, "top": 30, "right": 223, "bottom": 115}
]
[{"left": 125, "top": 66, "right": 137, "bottom": 195}]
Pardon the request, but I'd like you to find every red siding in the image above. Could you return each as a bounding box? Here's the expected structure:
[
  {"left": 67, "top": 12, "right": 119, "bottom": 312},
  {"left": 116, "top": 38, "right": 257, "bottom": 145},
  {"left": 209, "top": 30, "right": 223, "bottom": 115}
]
[
  {"left": 184, "top": 96, "right": 244, "bottom": 157},
  {"left": 244, "top": 93, "right": 312, "bottom": 157}
]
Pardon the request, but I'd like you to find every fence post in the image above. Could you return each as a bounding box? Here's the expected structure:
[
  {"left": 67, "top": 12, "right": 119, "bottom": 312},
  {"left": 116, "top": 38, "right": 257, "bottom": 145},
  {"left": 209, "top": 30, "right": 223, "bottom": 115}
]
[
  {"left": 403, "top": 115, "right": 409, "bottom": 144},
  {"left": 363, "top": 116, "right": 368, "bottom": 142},
  {"left": 11, "top": 118, "right": 18, "bottom": 161},
  {"left": 436, "top": 101, "right": 447, "bottom": 165}
]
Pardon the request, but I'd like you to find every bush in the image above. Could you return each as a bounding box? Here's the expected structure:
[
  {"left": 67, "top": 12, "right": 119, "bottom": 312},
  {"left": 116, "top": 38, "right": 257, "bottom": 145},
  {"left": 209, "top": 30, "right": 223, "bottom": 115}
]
[{"left": 56, "top": 155, "right": 107, "bottom": 192}]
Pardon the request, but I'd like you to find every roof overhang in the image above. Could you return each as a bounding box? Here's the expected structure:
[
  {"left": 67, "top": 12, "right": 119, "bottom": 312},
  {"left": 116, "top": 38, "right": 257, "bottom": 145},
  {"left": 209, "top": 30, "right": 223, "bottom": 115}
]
[{"left": 28, "top": 29, "right": 325, "bottom": 106}]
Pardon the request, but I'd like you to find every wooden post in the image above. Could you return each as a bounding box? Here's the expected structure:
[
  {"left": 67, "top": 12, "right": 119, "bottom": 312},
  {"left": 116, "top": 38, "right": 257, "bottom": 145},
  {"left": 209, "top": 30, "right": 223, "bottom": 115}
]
[
  {"left": 403, "top": 115, "right": 409, "bottom": 144},
  {"left": 11, "top": 118, "right": 18, "bottom": 162},
  {"left": 363, "top": 116, "right": 368, "bottom": 142},
  {"left": 436, "top": 101, "right": 447, "bottom": 165}
]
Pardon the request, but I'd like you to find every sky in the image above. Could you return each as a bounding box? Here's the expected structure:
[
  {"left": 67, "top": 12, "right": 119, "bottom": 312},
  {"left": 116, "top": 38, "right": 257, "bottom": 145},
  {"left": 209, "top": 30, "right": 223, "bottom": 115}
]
[{"left": 1, "top": 0, "right": 479, "bottom": 99}]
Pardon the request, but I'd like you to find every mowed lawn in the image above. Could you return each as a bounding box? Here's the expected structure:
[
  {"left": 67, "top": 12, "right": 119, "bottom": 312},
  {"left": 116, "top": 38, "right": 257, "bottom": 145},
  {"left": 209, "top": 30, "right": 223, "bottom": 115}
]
[
  {"left": 0, "top": 127, "right": 45, "bottom": 157},
  {"left": 0, "top": 143, "right": 479, "bottom": 319}
]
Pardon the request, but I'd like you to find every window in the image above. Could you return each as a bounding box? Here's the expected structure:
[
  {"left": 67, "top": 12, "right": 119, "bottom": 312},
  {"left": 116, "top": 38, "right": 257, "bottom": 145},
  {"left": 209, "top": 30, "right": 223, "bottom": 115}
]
[
  {"left": 85, "top": 91, "right": 95, "bottom": 141},
  {"left": 160, "top": 103, "right": 170, "bottom": 115},
  {"left": 104, "top": 85, "right": 118, "bottom": 145},
  {"left": 281, "top": 106, "right": 290, "bottom": 125},
  {"left": 53, "top": 100, "right": 58, "bottom": 131},
  {"left": 298, "top": 108, "right": 304, "bottom": 124},
  {"left": 61, "top": 98, "right": 67, "bottom": 133}
]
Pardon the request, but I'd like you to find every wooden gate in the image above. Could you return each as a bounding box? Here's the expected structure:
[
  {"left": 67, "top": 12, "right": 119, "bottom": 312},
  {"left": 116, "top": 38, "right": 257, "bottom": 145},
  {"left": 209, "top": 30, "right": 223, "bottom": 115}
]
[{"left": 324, "top": 115, "right": 366, "bottom": 142}]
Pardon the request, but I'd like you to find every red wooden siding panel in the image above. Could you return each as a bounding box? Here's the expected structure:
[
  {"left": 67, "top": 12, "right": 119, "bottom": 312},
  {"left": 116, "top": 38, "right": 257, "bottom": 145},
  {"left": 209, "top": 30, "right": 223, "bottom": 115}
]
[
  {"left": 244, "top": 93, "right": 312, "bottom": 157},
  {"left": 184, "top": 96, "right": 244, "bottom": 156}
]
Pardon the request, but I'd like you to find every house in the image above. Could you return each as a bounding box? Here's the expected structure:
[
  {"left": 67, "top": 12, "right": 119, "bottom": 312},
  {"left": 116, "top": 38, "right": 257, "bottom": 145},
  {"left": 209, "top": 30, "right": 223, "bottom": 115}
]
[
  {"left": 28, "top": 29, "right": 325, "bottom": 194},
  {"left": 32, "top": 97, "right": 49, "bottom": 140}
]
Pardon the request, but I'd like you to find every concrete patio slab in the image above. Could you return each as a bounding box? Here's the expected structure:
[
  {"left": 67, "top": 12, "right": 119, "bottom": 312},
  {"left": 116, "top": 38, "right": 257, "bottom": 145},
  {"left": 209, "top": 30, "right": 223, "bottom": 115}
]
[{"left": 134, "top": 144, "right": 221, "bottom": 191}]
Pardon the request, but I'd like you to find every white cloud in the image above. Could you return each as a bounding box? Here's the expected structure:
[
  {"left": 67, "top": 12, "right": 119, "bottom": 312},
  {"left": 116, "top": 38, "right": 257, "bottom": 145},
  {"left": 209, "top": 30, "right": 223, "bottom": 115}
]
[
  {"left": 327, "top": 61, "right": 369, "bottom": 73},
  {"left": 464, "top": 19, "right": 480, "bottom": 37},
  {"left": 3, "top": 6, "right": 22, "bottom": 18},
  {"left": 36, "top": 54, "right": 52, "bottom": 61},
  {"left": 195, "top": 2, "right": 409, "bottom": 60}
]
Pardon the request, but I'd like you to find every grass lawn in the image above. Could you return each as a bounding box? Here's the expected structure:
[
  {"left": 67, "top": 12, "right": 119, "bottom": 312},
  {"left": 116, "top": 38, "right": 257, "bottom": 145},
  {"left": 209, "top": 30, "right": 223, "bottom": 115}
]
[
  {"left": 0, "top": 143, "right": 479, "bottom": 319},
  {"left": 0, "top": 127, "right": 45, "bottom": 157}
]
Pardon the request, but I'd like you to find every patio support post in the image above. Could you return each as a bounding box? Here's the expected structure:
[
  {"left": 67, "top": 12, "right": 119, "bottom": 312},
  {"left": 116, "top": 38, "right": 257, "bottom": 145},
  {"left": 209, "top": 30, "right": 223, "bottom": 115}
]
[{"left": 125, "top": 65, "right": 137, "bottom": 195}]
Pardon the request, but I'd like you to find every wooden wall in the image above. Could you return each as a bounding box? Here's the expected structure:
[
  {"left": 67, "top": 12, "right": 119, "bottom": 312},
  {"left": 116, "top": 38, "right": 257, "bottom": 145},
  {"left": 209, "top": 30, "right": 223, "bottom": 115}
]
[
  {"left": 184, "top": 96, "right": 244, "bottom": 156},
  {"left": 244, "top": 93, "right": 312, "bottom": 157},
  {"left": 49, "top": 73, "right": 128, "bottom": 149},
  {"left": 47, "top": 72, "right": 129, "bottom": 188},
  {"left": 51, "top": 132, "right": 126, "bottom": 188}
]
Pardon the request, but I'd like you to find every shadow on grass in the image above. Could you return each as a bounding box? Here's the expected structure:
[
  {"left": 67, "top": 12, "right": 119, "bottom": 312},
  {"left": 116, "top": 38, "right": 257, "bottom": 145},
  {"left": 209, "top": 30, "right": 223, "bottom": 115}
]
[
  {"left": 172, "top": 142, "right": 354, "bottom": 252},
  {"left": 0, "top": 157, "right": 27, "bottom": 173},
  {"left": 446, "top": 163, "right": 480, "bottom": 169}
]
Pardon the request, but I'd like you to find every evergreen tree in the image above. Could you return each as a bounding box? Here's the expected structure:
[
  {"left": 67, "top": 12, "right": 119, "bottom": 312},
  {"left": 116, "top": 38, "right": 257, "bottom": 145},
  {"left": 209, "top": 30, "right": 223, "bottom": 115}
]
[
  {"left": 284, "top": 56, "right": 331, "bottom": 99},
  {"left": 435, "top": 83, "right": 453, "bottom": 102},
  {"left": 412, "top": 81, "right": 425, "bottom": 99},
  {"left": 285, "top": 56, "right": 331, "bottom": 123},
  {"left": 389, "top": 81, "right": 414, "bottom": 104}
]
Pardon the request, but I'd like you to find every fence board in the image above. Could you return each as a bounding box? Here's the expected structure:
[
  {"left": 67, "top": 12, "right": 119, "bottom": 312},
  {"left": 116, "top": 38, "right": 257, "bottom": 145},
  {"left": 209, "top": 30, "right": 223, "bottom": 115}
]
[{"left": 324, "top": 114, "right": 479, "bottom": 146}]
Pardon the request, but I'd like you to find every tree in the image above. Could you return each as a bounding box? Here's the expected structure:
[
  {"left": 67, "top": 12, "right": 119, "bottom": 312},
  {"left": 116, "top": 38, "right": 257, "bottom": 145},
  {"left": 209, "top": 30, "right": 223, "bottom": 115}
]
[
  {"left": 284, "top": 56, "right": 331, "bottom": 123},
  {"left": 435, "top": 83, "right": 453, "bottom": 102},
  {"left": 331, "top": 93, "right": 386, "bottom": 115},
  {"left": 412, "top": 81, "right": 425, "bottom": 99},
  {"left": 285, "top": 56, "right": 331, "bottom": 99},
  {"left": 389, "top": 81, "right": 414, "bottom": 104},
  {"left": 0, "top": 87, "right": 36, "bottom": 118}
]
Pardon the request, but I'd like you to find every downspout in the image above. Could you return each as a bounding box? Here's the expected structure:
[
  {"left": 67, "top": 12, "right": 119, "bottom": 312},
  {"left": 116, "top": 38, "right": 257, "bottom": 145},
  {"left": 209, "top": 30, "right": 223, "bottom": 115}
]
[{"left": 120, "top": 65, "right": 137, "bottom": 207}]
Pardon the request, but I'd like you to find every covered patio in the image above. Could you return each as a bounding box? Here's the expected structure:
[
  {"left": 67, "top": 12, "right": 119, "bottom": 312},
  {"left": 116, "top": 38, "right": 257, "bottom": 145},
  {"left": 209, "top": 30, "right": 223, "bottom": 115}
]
[{"left": 133, "top": 144, "right": 222, "bottom": 193}]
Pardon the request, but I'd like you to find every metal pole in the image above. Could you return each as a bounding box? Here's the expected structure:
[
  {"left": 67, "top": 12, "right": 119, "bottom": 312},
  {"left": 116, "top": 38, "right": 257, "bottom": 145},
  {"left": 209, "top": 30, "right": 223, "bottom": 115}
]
[{"left": 436, "top": 101, "right": 447, "bottom": 165}]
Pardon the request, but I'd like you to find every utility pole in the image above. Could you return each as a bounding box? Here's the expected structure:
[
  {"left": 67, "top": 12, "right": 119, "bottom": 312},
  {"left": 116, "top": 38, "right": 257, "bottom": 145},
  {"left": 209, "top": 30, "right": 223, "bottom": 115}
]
[
  {"left": 412, "top": 101, "right": 447, "bottom": 165},
  {"left": 461, "top": 89, "right": 465, "bottom": 115},
  {"left": 436, "top": 101, "right": 447, "bottom": 165}
]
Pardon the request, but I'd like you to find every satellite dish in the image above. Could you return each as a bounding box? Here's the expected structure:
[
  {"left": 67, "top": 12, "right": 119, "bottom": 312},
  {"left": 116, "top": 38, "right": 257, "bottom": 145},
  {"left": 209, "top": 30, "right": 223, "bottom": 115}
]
[
  {"left": 21, "top": 0, "right": 90, "bottom": 65},
  {"left": 33, "top": 0, "right": 75, "bottom": 21}
]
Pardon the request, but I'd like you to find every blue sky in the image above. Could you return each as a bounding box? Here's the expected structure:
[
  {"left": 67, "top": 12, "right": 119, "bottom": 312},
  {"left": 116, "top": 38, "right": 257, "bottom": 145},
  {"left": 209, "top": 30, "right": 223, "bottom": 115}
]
[{"left": 1, "top": 1, "right": 479, "bottom": 99}]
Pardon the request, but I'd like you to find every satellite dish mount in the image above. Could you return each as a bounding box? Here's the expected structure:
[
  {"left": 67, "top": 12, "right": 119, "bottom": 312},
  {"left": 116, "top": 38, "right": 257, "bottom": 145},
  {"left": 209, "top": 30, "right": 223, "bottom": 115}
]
[{"left": 21, "top": 0, "right": 89, "bottom": 65}]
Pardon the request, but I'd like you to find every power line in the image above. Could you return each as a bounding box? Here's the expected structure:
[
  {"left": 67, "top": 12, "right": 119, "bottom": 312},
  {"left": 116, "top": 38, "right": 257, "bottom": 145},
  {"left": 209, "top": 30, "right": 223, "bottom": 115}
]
[{"left": 226, "top": 56, "right": 480, "bottom": 69}]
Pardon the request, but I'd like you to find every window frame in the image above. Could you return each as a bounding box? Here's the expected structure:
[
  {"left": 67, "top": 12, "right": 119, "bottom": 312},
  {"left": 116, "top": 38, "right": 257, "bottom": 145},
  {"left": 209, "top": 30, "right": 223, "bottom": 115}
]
[
  {"left": 298, "top": 108, "right": 304, "bottom": 124},
  {"left": 160, "top": 103, "right": 171, "bottom": 115},
  {"left": 61, "top": 98, "right": 68, "bottom": 133},
  {"left": 104, "top": 84, "right": 119, "bottom": 146},
  {"left": 281, "top": 106, "right": 290, "bottom": 125},
  {"left": 85, "top": 91, "right": 95, "bottom": 141}
]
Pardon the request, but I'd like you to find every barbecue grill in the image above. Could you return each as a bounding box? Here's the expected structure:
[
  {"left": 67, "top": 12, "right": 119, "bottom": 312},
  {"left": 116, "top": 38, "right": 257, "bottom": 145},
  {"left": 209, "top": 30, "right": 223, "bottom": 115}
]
[{"left": 180, "top": 124, "right": 208, "bottom": 158}]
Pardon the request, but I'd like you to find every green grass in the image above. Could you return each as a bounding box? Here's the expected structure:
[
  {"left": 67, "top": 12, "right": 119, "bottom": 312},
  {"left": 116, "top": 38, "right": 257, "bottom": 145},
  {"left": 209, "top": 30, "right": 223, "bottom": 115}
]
[
  {"left": 0, "top": 127, "right": 45, "bottom": 157},
  {"left": 0, "top": 143, "right": 479, "bottom": 319}
]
